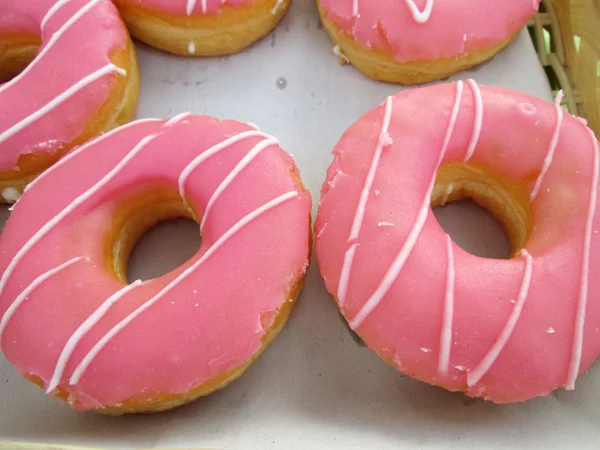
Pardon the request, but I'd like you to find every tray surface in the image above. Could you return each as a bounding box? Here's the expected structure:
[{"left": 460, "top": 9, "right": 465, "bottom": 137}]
[{"left": 3, "top": 1, "right": 595, "bottom": 449}]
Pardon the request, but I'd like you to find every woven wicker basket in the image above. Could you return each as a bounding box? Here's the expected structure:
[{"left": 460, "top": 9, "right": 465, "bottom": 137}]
[{"left": 528, "top": 0, "right": 600, "bottom": 138}]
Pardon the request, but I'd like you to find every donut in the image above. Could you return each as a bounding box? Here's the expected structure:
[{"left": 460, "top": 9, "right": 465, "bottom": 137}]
[
  {"left": 0, "top": 114, "right": 312, "bottom": 413},
  {"left": 315, "top": 81, "right": 600, "bottom": 403},
  {"left": 112, "top": 0, "right": 291, "bottom": 56},
  {"left": 0, "top": 0, "right": 139, "bottom": 204},
  {"left": 317, "top": 0, "right": 541, "bottom": 84}
]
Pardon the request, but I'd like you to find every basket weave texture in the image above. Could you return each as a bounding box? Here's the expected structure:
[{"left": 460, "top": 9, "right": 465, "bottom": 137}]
[{"left": 528, "top": 0, "right": 600, "bottom": 138}]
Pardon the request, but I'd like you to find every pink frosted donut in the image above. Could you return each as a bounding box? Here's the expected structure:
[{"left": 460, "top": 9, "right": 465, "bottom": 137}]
[
  {"left": 0, "top": 0, "right": 139, "bottom": 201},
  {"left": 0, "top": 114, "right": 311, "bottom": 413},
  {"left": 113, "top": 0, "right": 291, "bottom": 56},
  {"left": 317, "top": 0, "right": 541, "bottom": 83},
  {"left": 315, "top": 81, "right": 600, "bottom": 403}
]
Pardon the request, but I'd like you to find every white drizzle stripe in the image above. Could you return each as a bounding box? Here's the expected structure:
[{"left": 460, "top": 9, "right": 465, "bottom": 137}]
[
  {"left": 0, "top": 0, "right": 104, "bottom": 96},
  {"left": 566, "top": 128, "right": 600, "bottom": 390},
  {"left": 69, "top": 191, "right": 298, "bottom": 385},
  {"left": 200, "top": 137, "right": 279, "bottom": 232},
  {"left": 0, "top": 117, "right": 184, "bottom": 301},
  {"left": 46, "top": 280, "right": 143, "bottom": 393},
  {"left": 0, "top": 257, "right": 86, "bottom": 342},
  {"left": 441, "top": 81, "right": 464, "bottom": 154},
  {"left": 349, "top": 84, "right": 462, "bottom": 329},
  {"left": 337, "top": 97, "right": 393, "bottom": 307},
  {"left": 463, "top": 79, "right": 483, "bottom": 162},
  {"left": 349, "top": 178, "right": 432, "bottom": 329},
  {"left": 352, "top": 0, "right": 358, "bottom": 16},
  {"left": 41, "top": 0, "right": 72, "bottom": 30},
  {"left": 272, "top": 0, "right": 284, "bottom": 14},
  {"left": 337, "top": 244, "right": 357, "bottom": 306},
  {"left": 467, "top": 250, "right": 533, "bottom": 387},
  {"left": 165, "top": 112, "right": 191, "bottom": 127},
  {"left": 530, "top": 91, "right": 564, "bottom": 201},
  {"left": 202, "top": 0, "right": 207, "bottom": 14},
  {"left": 438, "top": 235, "right": 455, "bottom": 375},
  {"left": 404, "top": 0, "right": 434, "bottom": 24},
  {"left": 0, "top": 64, "right": 126, "bottom": 146},
  {"left": 187, "top": 0, "right": 197, "bottom": 15},
  {"left": 178, "top": 130, "right": 268, "bottom": 201},
  {"left": 24, "top": 119, "right": 161, "bottom": 194}
]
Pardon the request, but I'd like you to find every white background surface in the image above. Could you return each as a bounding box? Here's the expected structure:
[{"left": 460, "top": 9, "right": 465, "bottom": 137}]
[{"left": 3, "top": 1, "right": 598, "bottom": 449}]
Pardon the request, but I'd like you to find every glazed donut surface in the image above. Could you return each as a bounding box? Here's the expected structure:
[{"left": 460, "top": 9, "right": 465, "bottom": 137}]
[
  {"left": 0, "top": 114, "right": 311, "bottom": 413},
  {"left": 315, "top": 82, "right": 600, "bottom": 403},
  {"left": 0, "top": 0, "right": 139, "bottom": 202}
]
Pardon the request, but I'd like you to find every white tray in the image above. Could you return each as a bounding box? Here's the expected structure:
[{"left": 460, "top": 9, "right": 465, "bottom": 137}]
[{"left": 4, "top": 1, "right": 596, "bottom": 449}]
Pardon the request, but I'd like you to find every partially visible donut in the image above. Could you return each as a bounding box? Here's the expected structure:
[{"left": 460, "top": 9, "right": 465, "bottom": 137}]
[
  {"left": 0, "top": 0, "right": 140, "bottom": 202},
  {"left": 0, "top": 114, "right": 312, "bottom": 413},
  {"left": 315, "top": 81, "right": 600, "bottom": 403},
  {"left": 113, "top": 0, "right": 291, "bottom": 56},
  {"left": 317, "top": 0, "right": 541, "bottom": 84}
]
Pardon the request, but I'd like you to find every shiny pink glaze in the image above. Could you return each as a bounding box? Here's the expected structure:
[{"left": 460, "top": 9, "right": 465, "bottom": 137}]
[
  {"left": 0, "top": 115, "right": 311, "bottom": 411},
  {"left": 318, "top": 0, "right": 541, "bottom": 62},
  {"left": 123, "top": 0, "right": 256, "bottom": 16},
  {"left": 315, "top": 82, "right": 600, "bottom": 403},
  {"left": 0, "top": 0, "right": 129, "bottom": 171}
]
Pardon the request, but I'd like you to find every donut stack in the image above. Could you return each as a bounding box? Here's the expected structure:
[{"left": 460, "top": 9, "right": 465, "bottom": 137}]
[{"left": 0, "top": 0, "right": 599, "bottom": 415}]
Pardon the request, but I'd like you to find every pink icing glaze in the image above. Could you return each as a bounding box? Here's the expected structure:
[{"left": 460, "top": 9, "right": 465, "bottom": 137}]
[
  {"left": 318, "top": 0, "right": 542, "bottom": 62},
  {"left": 121, "top": 0, "right": 260, "bottom": 16},
  {"left": 315, "top": 82, "right": 600, "bottom": 403},
  {"left": 0, "top": 115, "right": 311, "bottom": 410},
  {"left": 0, "top": 0, "right": 130, "bottom": 171}
]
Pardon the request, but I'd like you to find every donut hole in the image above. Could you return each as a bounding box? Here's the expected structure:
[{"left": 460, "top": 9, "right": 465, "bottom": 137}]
[
  {"left": 0, "top": 35, "right": 40, "bottom": 83},
  {"left": 104, "top": 188, "right": 202, "bottom": 283},
  {"left": 433, "top": 199, "right": 511, "bottom": 259},
  {"left": 431, "top": 162, "right": 533, "bottom": 259}
]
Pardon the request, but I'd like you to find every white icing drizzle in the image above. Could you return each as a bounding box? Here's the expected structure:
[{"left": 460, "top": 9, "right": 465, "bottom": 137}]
[
  {"left": 337, "top": 243, "right": 357, "bottom": 306},
  {"left": 69, "top": 191, "right": 298, "bottom": 385},
  {"left": 178, "top": 130, "right": 268, "bottom": 201},
  {"left": 186, "top": 0, "right": 197, "bottom": 15},
  {"left": 2, "top": 187, "right": 21, "bottom": 203},
  {"left": 433, "top": 81, "right": 466, "bottom": 347},
  {"left": 333, "top": 45, "right": 350, "bottom": 63},
  {"left": 348, "top": 82, "right": 462, "bottom": 329},
  {"left": 353, "top": 0, "right": 434, "bottom": 23},
  {"left": 200, "top": 137, "right": 279, "bottom": 232},
  {"left": 442, "top": 81, "right": 464, "bottom": 155},
  {"left": 188, "top": 41, "right": 196, "bottom": 54},
  {"left": 46, "top": 280, "right": 143, "bottom": 393},
  {"left": 463, "top": 79, "right": 483, "bottom": 162},
  {"left": 566, "top": 127, "right": 599, "bottom": 390},
  {"left": 272, "top": 0, "right": 284, "bottom": 14},
  {"left": 165, "top": 112, "right": 191, "bottom": 127},
  {"left": 24, "top": 119, "right": 161, "bottom": 194},
  {"left": 0, "top": 118, "right": 183, "bottom": 301},
  {"left": 438, "top": 234, "right": 455, "bottom": 376},
  {"left": 41, "top": 0, "right": 72, "bottom": 30},
  {"left": 467, "top": 250, "right": 533, "bottom": 387},
  {"left": 0, "top": 0, "right": 104, "bottom": 97},
  {"left": 0, "top": 257, "right": 87, "bottom": 342},
  {"left": 337, "top": 97, "right": 393, "bottom": 307},
  {"left": 0, "top": 64, "right": 126, "bottom": 146},
  {"left": 530, "top": 91, "right": 564, "bottom": 201},
  {"left": 440, "top": 184, "right": 453, "bottom": 206},
  {"left": 404, "top": 0, "right": 434, "bottom": 24}
]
